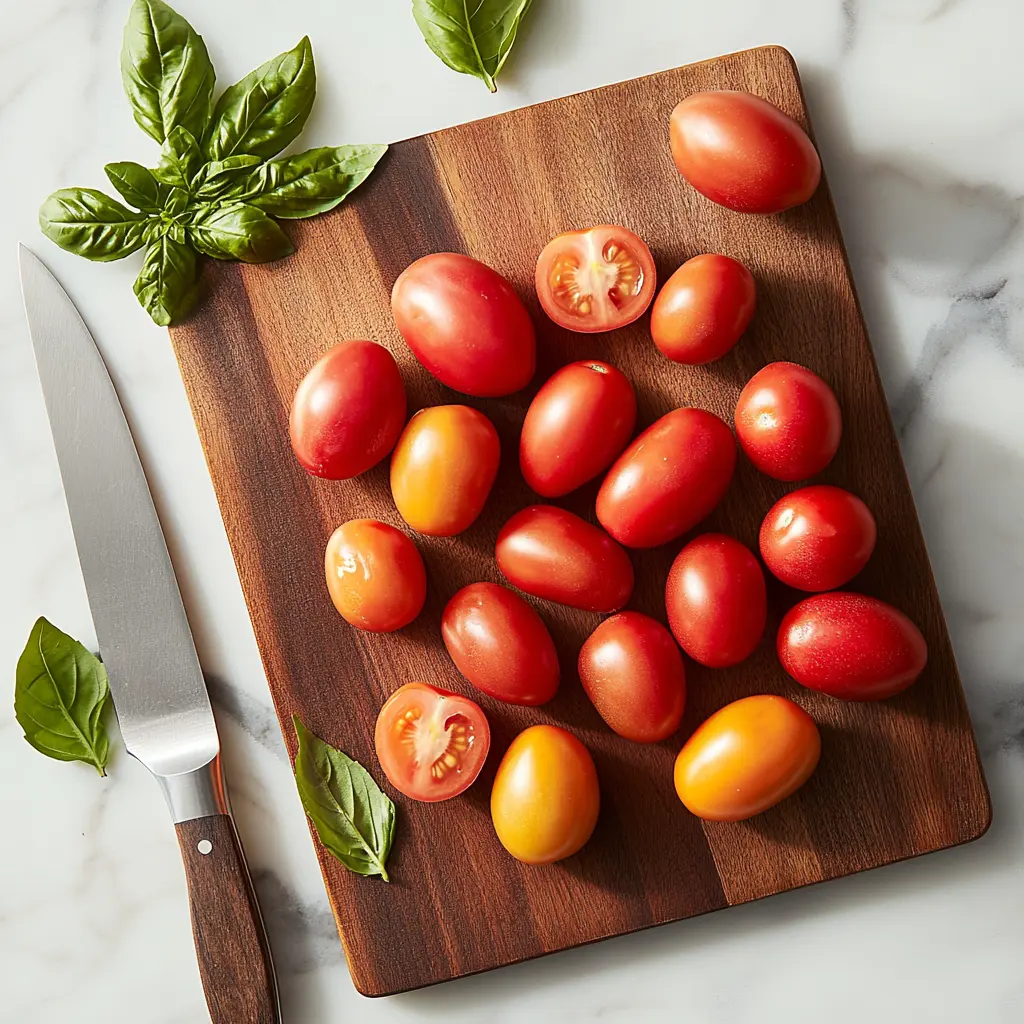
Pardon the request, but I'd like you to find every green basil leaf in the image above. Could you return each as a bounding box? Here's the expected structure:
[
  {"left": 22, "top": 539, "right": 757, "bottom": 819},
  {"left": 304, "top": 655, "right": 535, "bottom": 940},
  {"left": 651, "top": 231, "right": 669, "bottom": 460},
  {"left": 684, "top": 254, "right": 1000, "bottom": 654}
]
[
  {"left": 39, "top": 188, "right": 148, "bottom": 262},
  {"left": 204, "top": 37, "right": 315, "bottom": 161},
  {"left": 14, "top": 618, "right": 111, "bottom": 775},
  {"left": 153, "top": 125, "right": 202, "bottom": 189},
  {"left": 249, "top": 144, "right": 387, "bottom": 219},
  {"left": 104, "top": 161, "right": 168, "bottom": 212},
  {"left": 188, "top": 202, "right": 294, "bottom": 263},
  {"left": 163, "top": 186, "right": 190, "bottom": 217},
  {"left": 133, "top": 233, "right": 198, "bottom": 326},
  {"left": 191, "top": 155, "right": 263, "bottom": 199},
  {"left": 292, "top": 716, "right": 395, "bottom": 881},
  {"left": 412, "top": 0, "right": 534, "bottom": 93}
]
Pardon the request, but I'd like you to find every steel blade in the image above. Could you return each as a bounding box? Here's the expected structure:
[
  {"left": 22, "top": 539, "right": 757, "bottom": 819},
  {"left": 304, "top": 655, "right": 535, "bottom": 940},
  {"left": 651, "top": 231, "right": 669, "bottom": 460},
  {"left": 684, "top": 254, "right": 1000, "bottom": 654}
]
[{"left": 18, "top": 245, "right": 218, "bottom": 777}]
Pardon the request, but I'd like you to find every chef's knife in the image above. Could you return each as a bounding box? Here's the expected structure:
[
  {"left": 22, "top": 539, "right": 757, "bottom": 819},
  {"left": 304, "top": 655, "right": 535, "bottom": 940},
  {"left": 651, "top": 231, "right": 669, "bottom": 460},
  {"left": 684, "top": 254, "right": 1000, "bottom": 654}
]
[{"left": 18, "top": 244, "right": 281, "bottom": 1024}]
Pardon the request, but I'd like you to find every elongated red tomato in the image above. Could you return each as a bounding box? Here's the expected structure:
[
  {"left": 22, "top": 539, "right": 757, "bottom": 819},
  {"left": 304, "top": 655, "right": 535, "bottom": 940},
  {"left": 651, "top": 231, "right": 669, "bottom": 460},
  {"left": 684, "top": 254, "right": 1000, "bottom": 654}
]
[
  {"left": 579, "top": 612, "right": 686, "bottom": 743},
  {"left": 520, "top": 361, "right": 637, "bottom": 497},
  {"left": 735, "top": 362, "right": 842, "bottom": 481},
  {"left": 596, "top": 408, "right": 736, "bottom": 548},
  {"left": 374, "top": 683, "right": 490, "bottom": 802},
  {"left": 778, "top": 592, "right": 928, "bottom": 700},
  {"left": 289, "top": 340, "right": 406, "bottom": 479},
  {"left": 666, "top": 533, "right": 767, "bottom": 667},
  {"left": 441, "top": 583, "right": 560, "bottom": 706},
  {"left": 760, "top": 485, "right": 877, "bottom": 592},
  {"left": 670, "top": 91, "right": 821, "bottom": 214},
  {"left": 495, "top": 505, "right": 633, "bottom": 613},
  {"left": 391, "top": 253, "right": 535, "bottom": 397}
]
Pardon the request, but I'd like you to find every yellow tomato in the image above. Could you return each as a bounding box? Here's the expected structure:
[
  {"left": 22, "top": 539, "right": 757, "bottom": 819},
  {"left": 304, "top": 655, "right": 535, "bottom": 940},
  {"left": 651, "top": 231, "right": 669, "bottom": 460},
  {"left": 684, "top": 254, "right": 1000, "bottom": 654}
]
[
  {"left": 490, "top": 725, "right": 600, "bottom": 864},
  {"left": 674, "top": 694, "right": 820, "bottom": 821},
  {"left": 390, "top": 405, "right": 500, "bottom": 537}
]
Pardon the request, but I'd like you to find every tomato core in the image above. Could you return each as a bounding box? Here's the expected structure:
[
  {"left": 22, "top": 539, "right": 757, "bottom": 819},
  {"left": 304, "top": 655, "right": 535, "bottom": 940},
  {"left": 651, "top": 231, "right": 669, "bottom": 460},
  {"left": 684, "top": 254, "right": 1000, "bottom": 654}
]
[{"left": 547, "top": 237, "right": 646, "bottom": 321}]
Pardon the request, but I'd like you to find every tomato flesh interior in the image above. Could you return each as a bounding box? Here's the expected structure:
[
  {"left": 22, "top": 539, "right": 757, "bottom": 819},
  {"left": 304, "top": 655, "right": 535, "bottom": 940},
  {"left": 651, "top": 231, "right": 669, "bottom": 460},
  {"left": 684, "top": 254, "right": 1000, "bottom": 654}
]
[
  {"left": 392, "top": 704, "right": 478, "bottom": 791},
  {"left": 548, "top": 237, "right": 646, "bottom": 320}
]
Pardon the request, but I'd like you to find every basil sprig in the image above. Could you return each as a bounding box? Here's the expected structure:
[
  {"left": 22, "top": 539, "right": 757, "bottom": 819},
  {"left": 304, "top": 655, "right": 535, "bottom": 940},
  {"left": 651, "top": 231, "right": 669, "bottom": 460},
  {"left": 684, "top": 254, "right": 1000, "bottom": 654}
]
[{"left": 40, "top": 1, "right": 386, "bottom": 327}]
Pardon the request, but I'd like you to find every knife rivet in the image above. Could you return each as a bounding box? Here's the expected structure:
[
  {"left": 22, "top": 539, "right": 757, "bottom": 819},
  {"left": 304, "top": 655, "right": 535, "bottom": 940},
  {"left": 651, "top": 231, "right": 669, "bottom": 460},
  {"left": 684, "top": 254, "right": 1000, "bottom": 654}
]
[{"left": 197, "top": 839, "right": 213, "bottom": 855}]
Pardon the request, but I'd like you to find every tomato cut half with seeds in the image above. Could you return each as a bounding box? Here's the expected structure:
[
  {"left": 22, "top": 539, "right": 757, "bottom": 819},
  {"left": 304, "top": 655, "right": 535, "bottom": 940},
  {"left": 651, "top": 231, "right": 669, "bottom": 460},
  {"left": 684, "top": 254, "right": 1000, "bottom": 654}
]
[
  {"left": 374, "top": 682, "right": 490, "bottom": 802},
  {"left": 535, "top": 225, "right": 657, "bottom": 333}
]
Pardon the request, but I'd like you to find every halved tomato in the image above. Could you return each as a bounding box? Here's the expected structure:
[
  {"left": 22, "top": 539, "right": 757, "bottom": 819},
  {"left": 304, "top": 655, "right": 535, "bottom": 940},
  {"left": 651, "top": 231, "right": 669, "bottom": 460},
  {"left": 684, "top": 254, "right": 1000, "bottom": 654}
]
[
  {"left": 374, "top": 682, "right": 490, "bottom": 802},
  {"left": 535, "top": 225, "right": 657, "bottom": 333}
]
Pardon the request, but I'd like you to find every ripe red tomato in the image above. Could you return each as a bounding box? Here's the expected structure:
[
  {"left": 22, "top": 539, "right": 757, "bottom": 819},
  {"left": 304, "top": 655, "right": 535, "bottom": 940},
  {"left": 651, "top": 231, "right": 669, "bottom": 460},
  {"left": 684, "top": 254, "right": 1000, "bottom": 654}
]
[
  {"left": 390, "top": 405, "right": 500, "bottom": 536},
  {"left": 374, "top": 682, "right": 490, "bottom": 802},
  {"left": 324, "top": 519, "right": 426, "bottom": 632},
  {"left": 760, "top": 485, "right": 877, "bottom": 592},
  {"left": 520, "top": 361, "right": 637, "bottom": 497},
  {"left": 578, "top": 612, "right": 686, "bottom": 743},
  {"left": 665, "top": 533, "right": 767, "bottom": 668},
  {"left": 650, "top": 254, "right": 756, "bottom": 364},
  {"left": 669, "top": 91, "right": 821, "bottom": 214},
  {"left": 495, "top": 505, "right": 633, "bottom": 613},
  {"left": 735, "top": 362, "right": 842, "bottom": 481},
  {"left": 391, "top": 253, "right": 535, "bottom": 397},
  {"left": 289, "top": 340, "right": 406, "bottom": 479},
  {"left": 596, "top": 408, "right": 736, "bottom": 548},
  {"left": 441, "top": 583, "right": 560, "bottom": 706},
  {"left": 778, "top": 592, "right": 928, "bottom": 700},
  {"left": 535, "top": 225, "right": 657, "bottom": 333},
  {"left": 674, "top": 694, "right": 821, "bottom": 821}
]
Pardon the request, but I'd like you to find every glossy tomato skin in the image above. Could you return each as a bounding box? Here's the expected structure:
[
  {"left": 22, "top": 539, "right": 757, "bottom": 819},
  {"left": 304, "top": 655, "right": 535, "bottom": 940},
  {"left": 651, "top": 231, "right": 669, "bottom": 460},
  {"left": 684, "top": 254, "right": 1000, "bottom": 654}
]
[
  {"left": 495, "top": 505, "right": 634, "bottom": 613},
  {"left": 669, "top": 91, "right": 821, "bottom": 214},
  {"left": 441, "top": 583, "right": 560, "bottom": 706},
  {"left": 735, "top": 362, "right": 842, "bottom": 481},
  {"left": 778, "top": 592, "right": 928, "bottom": 701},
  {"left": 665, "top": 533, "right": 767, "bottom": 668},
  {"left": 391, "top": 253, "right": 535, "bottom": 397},
  {"left": 289, "top": 340, "right": 406, "bottom": 479},
  {"left": 596, "top": 408, "right": 736, "bottom": 548},
  {"left": 650, "top": 254, "right": 756, "bottom": 365},
  {"left": 674, "top": 694, "right": 821, "bottom": 821},
  {"left": 760, "top": 485, "right": 877, "bottom": 592},
  {"left": 325, "top": 520, "right": 426, "bottom": 632},
  {"left": 390, "top": 405, "right": 500, "bottom": 536},
  {"left": 491, "top": 725, "right": 600, "bottom": 864},
  {"left": 578, "top": 612, "right": 686, "bottom": 743},
  {"left": 535, "top": 225, "right": 657, "bottom": 333},
  {"left": 375, "top": 683, "right": 491, "bottom": 802},
  {"left": 520, "top": 361, "right": 637, "bottom": 497}
]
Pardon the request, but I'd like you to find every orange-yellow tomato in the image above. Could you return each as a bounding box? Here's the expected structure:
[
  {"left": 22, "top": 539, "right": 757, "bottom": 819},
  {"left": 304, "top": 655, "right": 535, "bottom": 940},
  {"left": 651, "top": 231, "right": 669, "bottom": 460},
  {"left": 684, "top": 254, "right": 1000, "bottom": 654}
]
[
  {"left": 390, "top": 405, "right": 500, "bottom": 536},
  {"left": 490, "top": 725, "right": 600, "bottom": 864},
  {"left": 674, "top": 694, "right": 820, "bottom": 821}
]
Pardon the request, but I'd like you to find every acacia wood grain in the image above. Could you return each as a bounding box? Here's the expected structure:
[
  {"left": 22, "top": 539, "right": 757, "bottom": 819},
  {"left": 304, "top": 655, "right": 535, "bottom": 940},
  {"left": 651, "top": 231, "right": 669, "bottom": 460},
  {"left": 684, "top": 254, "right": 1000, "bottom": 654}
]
[{"left": 169, "top": 46, "right": 990, "bottom": 996}]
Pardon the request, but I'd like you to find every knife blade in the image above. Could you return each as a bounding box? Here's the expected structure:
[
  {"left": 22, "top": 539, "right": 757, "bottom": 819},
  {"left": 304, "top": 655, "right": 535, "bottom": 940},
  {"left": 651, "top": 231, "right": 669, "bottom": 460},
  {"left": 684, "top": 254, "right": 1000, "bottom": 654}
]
[{"left": 19, "top": 244, "right": 281, "bottom": 1024}]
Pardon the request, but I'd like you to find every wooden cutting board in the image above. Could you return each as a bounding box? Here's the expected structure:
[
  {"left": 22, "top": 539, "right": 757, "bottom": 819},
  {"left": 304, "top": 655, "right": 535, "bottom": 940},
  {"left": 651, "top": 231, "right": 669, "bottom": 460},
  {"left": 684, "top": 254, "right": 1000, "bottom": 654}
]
[{"left": 170, "top": 45, "right": 990, "bottom": 996}]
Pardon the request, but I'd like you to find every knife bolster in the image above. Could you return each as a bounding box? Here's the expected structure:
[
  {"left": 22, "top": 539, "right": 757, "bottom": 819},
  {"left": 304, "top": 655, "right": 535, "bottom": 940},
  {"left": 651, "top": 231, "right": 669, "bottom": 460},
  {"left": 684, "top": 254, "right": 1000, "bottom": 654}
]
[{"left": 156, "top": 755, "right": 229, "bottom": 822}]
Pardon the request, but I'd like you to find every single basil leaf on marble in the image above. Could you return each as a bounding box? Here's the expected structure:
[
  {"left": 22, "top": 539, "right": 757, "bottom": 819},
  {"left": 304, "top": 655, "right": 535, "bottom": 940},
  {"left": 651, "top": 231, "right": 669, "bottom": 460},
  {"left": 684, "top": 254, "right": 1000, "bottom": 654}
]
[
  {"left": 292, "top": 716, "right": 395, "bottom": 881},
  {"left": 412, "top": 0, "right": 534, "bottom": 93},
  {"left": 191, "top": 154, "right": 263, "bottom": 200},
  {"left": 249, "top": 144, "right": 387, "bottom": 219},
  {"left": 39, "top": 188, "right": 148, "bottom": 262},
  {"left": 204, "top": 36, "right": 315, "bottom": 162},
  {"left": 121, "top": 0, "right": 215, "bottom": 144},
  {"left": 153, "top": 125, "right": 203, "bottom": 189},
  {"left": 14, "top": 618, "right": 111, "bottom": 775},
  {"left": 104, "top": 161, "right": 168, "bottom": 212},
  {"left": 188, "top": 202, "right": 294, "bottom": 263},
  {"left": 133, "top": 233, "right": 198, "bottom": 326}
]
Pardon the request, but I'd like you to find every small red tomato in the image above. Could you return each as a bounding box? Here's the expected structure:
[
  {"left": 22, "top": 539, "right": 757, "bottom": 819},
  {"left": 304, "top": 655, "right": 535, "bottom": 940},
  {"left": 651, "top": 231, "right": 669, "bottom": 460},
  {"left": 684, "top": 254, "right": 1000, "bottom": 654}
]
[
  {"left": 289, "top": 340, "right": 406, "bottom": 479},
  {"left": 520, "top": 361, "right": 637, "bottom": 497},
  {"left": 578, "top": 612, "right": 686, "bottom": 743},
  {"left": 778, "top": 592, "right": 928, "bottom": 701},
  {"left": 665, "top": 533, "right": 767, "bottom": 668},
  {"left": 324, "top": 519, "right": 426, "bottom": 632},
  {"left": 597, "top": 408, "right": 736, "bottom": 548},
  {"left": 391, "top": 253, "right": 535, "bottom": 397},
  {"left": 650, "top": 254, "right": 756, "bottom": 364},
  {"left": 760, "top": 485, "right": 877, "bottom": 592},
  {"left": 669, "top": 91, "right": 822, "bottom": 214},
  {"left": 441, "top": 583, "right": 560, "bottom": 706},
  {"left": 535, "top": 225, "right": 657, "bottom": 333},
  {"left": 495, "top": 505, "right": 633, "bottom": 613},
  {"left": 735, "top": 362, "right": 842, "bottom": 481}
]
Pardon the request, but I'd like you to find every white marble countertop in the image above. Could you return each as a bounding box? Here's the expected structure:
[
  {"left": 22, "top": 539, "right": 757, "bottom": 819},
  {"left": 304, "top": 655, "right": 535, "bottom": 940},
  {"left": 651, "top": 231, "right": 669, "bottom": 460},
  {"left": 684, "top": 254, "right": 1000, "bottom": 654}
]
[{"left": 2, "top": 1, "right": 1023, "bottom": 1021}]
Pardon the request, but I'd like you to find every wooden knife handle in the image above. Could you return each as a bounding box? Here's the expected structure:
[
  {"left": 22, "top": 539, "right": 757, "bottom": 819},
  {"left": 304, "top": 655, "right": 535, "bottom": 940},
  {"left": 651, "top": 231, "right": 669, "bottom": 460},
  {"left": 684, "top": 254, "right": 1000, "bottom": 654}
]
[{"left": 175, "top": 815, "right": 281, "bottom": 1023}]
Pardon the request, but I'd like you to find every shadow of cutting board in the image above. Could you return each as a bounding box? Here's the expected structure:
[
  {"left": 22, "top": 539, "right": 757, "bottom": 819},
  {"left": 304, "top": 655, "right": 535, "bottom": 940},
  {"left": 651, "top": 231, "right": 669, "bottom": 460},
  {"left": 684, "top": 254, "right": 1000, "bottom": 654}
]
[{"left": 169, "top": 46, "right": 990, "bottom": 996}]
